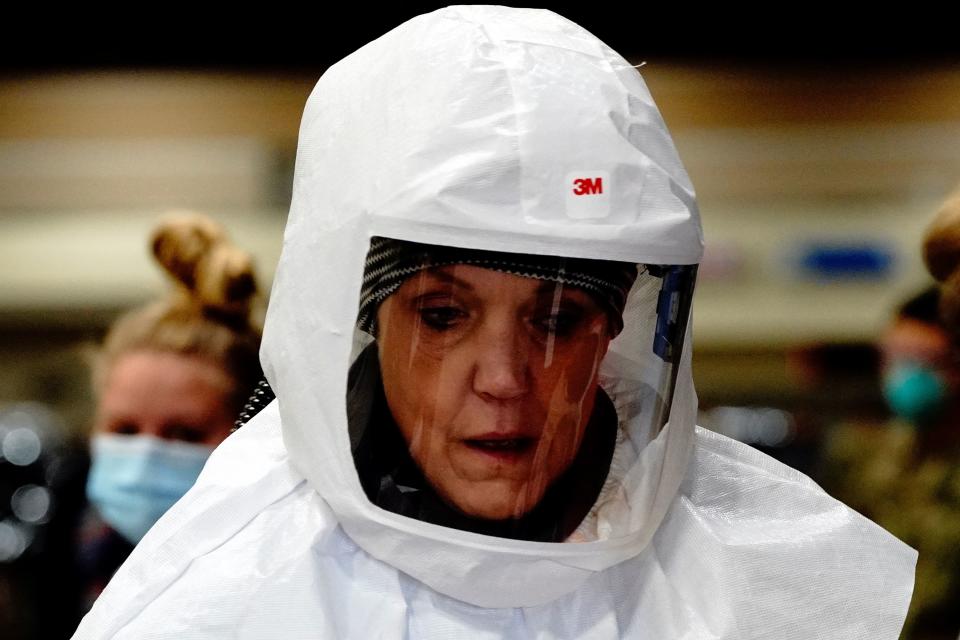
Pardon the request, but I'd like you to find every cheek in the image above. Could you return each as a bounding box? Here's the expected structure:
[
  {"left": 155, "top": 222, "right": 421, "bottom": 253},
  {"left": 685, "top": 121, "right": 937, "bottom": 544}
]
[
  {"left": 535, "top": 332, "right": 608, "bottom": 455},
  {"left": 418, "top": 362, "right": 478, "bottom": 443},
  {"left": 543, "top": 331, "right": 609, "bottom": 404},
  {"left": 379, "top": 331, "right": 471, "bottom": 456}
]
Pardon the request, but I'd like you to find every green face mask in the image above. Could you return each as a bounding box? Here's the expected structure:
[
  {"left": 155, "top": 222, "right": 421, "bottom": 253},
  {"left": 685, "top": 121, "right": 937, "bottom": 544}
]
[{"left": 882, "top": 362, "right": 948, "bottom": 426}]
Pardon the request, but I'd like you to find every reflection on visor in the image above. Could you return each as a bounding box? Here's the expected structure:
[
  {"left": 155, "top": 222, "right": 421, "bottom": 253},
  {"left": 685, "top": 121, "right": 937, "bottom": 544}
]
[{"left": 347, "top": 239, "right": 694, "bottom": 543}]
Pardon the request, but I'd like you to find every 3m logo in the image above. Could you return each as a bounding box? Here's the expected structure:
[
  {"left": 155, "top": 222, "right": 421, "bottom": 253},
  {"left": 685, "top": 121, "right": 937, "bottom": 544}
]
[
  {"left": 565, "top": 170, "right": 610, "bottom": 219},
  {"left": 572, "top": 177, "right": 603, "bottom": 196}
]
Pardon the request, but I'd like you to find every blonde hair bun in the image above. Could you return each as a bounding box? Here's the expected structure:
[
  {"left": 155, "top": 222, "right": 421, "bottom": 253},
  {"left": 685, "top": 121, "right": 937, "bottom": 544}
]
[
  {"left": 151, "top": 212, "right": 258, "bottom": 323},
  {"left": 923, "top": 188, "right": 960, "bottom": 332}
]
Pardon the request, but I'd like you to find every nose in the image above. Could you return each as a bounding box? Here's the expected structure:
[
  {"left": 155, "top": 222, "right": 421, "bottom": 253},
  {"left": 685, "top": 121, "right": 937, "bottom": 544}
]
[{"left": 471, "top": 317, "right": 530, "bottom": 401}]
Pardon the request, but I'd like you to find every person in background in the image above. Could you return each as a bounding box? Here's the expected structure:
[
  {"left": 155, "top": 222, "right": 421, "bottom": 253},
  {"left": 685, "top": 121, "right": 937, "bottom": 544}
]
[
  {"left": 77, "top": 213, "right": 262, "bottom": 618},
  {"left": 822, "top": 285, "right": 960, "bottom": 638}
]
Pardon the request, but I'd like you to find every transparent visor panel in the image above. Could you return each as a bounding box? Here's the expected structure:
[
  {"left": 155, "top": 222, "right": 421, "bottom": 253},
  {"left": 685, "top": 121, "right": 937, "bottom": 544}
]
[{"left": 347, "top": 237, "right": 696, "bottom": 542}]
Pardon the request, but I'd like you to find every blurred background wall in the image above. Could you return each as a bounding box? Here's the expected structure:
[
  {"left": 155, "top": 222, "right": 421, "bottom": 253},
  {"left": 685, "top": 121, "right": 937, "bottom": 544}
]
[{"left": 3, "top": 64, "right": 958, "bottom": 447}]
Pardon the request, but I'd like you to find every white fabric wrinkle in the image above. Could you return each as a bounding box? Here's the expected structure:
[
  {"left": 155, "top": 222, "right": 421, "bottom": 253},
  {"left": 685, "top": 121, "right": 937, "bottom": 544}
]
[{"left": 642, "top": 541, "right": 726, "bottom": 640}]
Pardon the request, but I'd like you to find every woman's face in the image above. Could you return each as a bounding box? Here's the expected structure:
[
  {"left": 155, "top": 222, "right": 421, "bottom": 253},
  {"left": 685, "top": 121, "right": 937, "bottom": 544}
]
[
  {"left": 95, "top": 350, "right": 237, "bottom": 445},
  {"left": 377, "top": 264, "right": 613, "bottom": 520}
]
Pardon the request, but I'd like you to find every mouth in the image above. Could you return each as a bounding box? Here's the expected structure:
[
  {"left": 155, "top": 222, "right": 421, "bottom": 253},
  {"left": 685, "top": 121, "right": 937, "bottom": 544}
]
[{"left": 462, "top": 436, "right": 536, "bottom": 461}]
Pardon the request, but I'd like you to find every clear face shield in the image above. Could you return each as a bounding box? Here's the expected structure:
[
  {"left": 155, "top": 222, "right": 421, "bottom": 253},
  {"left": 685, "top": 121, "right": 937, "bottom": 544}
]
[{"left": 347, "top": 237, "right": 696, "bottom": 543}]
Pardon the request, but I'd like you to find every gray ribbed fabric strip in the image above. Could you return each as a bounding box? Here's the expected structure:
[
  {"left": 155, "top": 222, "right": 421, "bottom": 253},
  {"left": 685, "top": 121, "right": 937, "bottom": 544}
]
[{"left": 357, "top": 237, "right": 638, "bottom": 335}]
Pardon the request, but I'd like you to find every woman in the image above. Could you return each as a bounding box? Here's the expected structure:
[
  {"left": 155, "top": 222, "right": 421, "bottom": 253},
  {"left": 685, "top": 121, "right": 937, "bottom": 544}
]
[
  {"left": 348, "top": 239, "right": 653, "bottom": 541},
  {"left": 75, "top": 8, "right": 914, "bottom": 639},
  {"left": 79, "top": 213, "right": 262, "bottom": 605}
]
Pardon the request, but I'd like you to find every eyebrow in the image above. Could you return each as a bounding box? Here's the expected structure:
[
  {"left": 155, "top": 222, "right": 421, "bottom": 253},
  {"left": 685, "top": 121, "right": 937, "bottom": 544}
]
[
  {"left": 533, "top": 280, "right": 595, "bottom": 303},
  {"left": 416, "top": 268, "right": 601, "bottom": 313},
  {"left": 422, "top": 269, "right": 595, "bottom": 301},
  {"left": 419, "top": 268, "right": 475, "bottom": 291},
  {"left": 535, "top": 280, "right": 563, "bottom": 295}
]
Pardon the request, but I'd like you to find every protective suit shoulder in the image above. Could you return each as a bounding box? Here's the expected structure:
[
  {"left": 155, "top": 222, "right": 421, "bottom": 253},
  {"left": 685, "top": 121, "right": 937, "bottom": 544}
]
[
  {"left": 72, "top": 401, "right": 332, "bottom": 639},
  {"left": 647, "top": 426, "right": 917, "bottom": 640}
]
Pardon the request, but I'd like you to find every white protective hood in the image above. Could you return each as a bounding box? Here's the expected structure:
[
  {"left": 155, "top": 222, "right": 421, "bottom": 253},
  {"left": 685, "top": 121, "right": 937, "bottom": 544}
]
[
  {"left": 265, "top": 4, "right": 702, "bottom": 608},
  {"left": 74, "top": 6, "right": 915, "bottom": 639}
]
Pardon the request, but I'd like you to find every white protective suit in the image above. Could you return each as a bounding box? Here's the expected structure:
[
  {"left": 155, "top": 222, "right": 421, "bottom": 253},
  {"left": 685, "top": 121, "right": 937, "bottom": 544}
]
[{"left": 74, "top": 6, "right": 916, "bottom": 639}]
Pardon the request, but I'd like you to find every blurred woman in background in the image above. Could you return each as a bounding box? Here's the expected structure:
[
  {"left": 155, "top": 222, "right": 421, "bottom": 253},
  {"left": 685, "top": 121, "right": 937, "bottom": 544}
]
[{"left": 77, "top": 213, "right": 262, "bottom": 616}]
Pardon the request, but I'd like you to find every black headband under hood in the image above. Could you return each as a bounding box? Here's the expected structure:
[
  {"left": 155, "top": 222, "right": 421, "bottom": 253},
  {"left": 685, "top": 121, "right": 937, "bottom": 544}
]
[{"left": 357, "top": 236, "right": 639, "bottom": 336}]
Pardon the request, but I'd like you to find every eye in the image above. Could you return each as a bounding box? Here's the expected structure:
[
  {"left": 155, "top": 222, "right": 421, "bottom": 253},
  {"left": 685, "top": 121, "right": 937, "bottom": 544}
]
[
  {"left": 164, "top": 424, "right": 208, "bottom": 444},
  {"left": 532, "top": 308, "right": 585, "bottom": 338},
  {"left": 106, "top": 421, "right": 139, "bottom": 436},
  {"left": 418, "top": 305, "right": 467, "bottom": 330},
  {"left": 534, "top": 314, "right": 573, "bottom": 337}
]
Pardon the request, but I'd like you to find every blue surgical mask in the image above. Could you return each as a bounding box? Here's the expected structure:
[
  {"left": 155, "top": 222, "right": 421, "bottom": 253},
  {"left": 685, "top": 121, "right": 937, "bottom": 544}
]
[
  {"left": 86, "top": 434, "right": 214, "bottom": 544},
  {"left": 882, "top": 363, "right": 948, "bottom": 426}
]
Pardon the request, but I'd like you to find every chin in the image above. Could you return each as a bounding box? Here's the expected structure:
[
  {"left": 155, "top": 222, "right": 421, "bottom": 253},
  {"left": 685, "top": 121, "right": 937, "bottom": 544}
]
[{"left": 450, "top": 485, "right": 541, "bottom": 521}]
